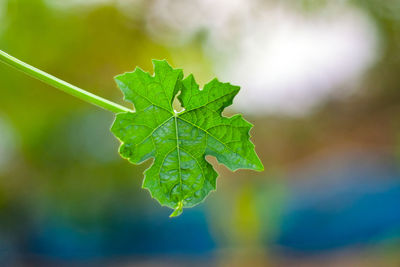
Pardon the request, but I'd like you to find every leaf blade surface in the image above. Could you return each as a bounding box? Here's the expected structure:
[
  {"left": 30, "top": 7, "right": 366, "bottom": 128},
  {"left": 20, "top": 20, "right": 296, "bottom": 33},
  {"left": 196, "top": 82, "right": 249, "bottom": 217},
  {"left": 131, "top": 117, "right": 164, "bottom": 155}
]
[{"left": 111, "top": 60, "right": 263, "bottom": 216}]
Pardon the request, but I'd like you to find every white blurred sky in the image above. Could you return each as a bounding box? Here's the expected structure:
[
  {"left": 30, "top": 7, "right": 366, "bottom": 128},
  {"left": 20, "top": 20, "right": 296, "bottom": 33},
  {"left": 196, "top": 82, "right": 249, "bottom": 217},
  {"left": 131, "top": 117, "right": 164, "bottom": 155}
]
[
  {"left": 146, "top": 0, "right": 380, "bottom": 115},
  {"left": 46, "top": 0, "right": 380, "bottom": 116}
]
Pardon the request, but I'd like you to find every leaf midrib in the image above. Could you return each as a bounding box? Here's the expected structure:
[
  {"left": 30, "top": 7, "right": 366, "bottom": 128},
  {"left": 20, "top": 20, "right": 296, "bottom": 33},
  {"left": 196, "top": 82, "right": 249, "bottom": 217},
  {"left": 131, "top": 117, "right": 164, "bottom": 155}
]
[{"left": 174, "top": 115, "right": 183, "bottom": 199}]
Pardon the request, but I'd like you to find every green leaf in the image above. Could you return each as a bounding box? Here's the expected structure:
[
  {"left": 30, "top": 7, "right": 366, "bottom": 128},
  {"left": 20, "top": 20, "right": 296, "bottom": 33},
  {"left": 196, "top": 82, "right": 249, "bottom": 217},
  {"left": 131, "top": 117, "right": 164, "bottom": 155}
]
[{"left": 111, "top": 60, "right": 263, "bottom": 216}]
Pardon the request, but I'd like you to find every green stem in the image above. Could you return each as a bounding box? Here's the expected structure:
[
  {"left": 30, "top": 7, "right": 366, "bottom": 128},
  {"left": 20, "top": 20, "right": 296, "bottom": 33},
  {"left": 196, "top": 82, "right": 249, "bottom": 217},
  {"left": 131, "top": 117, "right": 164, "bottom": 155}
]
[{"left": 0, "top": 49, "right": 132, "bottom": 113}]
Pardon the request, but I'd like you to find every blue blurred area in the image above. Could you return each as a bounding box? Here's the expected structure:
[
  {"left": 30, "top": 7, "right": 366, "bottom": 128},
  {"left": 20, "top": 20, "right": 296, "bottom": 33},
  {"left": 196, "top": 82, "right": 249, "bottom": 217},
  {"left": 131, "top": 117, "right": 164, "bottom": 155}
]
[
  {"left": 276, "top": 151, "right": 400, "bottom": 252},
  {"left": 24, "top": 207, "right": 215, "bottom": 261},
  {"left": 19, "top": 150, "right": 400, "bottom": 262}
]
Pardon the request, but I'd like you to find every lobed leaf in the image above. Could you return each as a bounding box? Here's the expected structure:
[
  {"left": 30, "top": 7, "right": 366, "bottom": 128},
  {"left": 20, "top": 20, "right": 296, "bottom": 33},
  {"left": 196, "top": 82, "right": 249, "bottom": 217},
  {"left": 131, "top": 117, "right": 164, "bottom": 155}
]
[{"left": 111, "top": 60, "right": 263, "bottom": 216}]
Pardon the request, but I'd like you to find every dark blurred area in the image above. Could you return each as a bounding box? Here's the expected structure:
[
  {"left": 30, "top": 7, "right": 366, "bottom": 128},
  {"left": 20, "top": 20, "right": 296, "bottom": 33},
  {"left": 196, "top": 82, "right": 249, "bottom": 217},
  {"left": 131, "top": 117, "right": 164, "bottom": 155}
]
[{"left": 0, "top": 0, "right": 400, "bottom": 266}]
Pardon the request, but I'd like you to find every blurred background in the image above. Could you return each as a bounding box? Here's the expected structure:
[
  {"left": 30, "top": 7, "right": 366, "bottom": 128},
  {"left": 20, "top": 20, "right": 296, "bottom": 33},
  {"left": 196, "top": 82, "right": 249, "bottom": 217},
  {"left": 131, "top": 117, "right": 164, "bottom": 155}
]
[{"left": 0, "top": 0, "right": 400, "bottom": 266}]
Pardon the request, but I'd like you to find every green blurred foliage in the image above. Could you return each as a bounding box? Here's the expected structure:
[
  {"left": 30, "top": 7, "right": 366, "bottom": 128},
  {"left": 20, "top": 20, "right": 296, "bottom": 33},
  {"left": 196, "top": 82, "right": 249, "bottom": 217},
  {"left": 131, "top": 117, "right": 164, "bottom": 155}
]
[{"left": 0, "top": 0, "right": 175, "bottom": 223}]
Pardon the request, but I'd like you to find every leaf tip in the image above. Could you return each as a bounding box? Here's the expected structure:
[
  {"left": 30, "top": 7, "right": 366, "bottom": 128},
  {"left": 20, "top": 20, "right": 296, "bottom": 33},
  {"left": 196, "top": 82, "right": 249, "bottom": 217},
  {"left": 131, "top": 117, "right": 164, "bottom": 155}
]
[
  {"left": 252, "top": 156, "right": 265, "bottom": 172},
  {"left": 152, "top": 59, "right": 173, "bottom": 70},
  {"left": 169, "top": 201, "right": 184, "bottom": 218},
  {"left": 256, "top": 164, "right": 265, "bottom": 172}
]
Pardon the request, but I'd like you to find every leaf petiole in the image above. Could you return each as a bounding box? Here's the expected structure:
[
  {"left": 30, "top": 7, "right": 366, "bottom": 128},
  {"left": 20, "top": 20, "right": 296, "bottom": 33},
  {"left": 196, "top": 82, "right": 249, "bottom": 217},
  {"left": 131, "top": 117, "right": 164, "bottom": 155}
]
[{"left": 0, "top": 49, "right": 132, "bottom": 113}]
